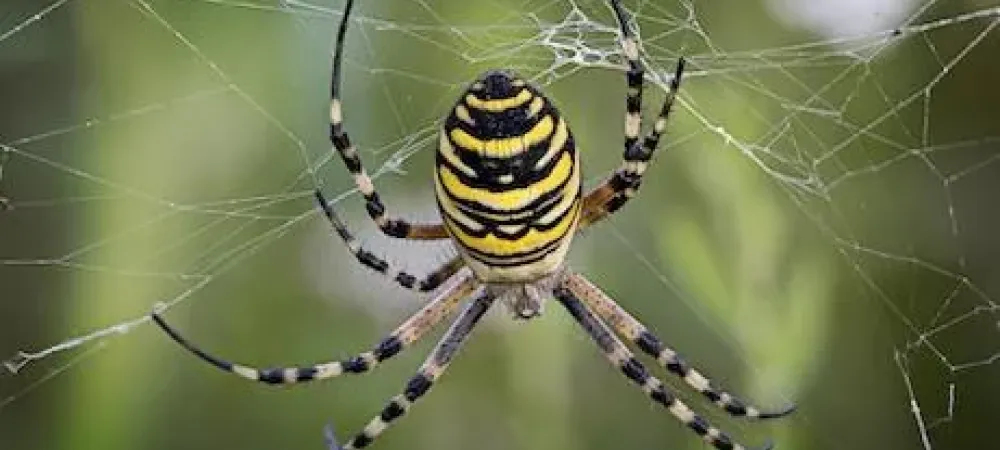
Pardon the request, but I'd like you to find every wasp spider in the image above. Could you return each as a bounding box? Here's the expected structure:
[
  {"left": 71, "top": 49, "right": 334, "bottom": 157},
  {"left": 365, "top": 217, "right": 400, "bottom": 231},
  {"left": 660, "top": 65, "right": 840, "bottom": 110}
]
[{"left": 152, "top": 0, "right": 794, "bottom": 448}]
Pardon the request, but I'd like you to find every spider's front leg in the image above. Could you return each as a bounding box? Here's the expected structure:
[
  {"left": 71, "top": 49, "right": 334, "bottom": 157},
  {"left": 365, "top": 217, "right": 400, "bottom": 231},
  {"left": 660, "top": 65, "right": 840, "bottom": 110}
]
[
  {"left": 325, "top": 0, "right": 446, "bottom": 241},
  {"left": 152, "top": 271, "right": 476, "bottom": 386},
  {"left": 580, "top": 0, "right": 686, "bottom": 228}
]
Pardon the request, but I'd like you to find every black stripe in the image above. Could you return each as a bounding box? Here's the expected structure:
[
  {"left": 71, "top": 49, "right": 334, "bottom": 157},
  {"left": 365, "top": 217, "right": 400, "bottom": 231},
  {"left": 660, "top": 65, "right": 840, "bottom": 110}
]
[
  {"left": 687, "top": 416, "right": 710, "bottom": 436},
  {"left": 343, "top": 356, "right": 369, "bottom": 373},
  {"left": 665, "top": 358, "right": 686, "bottom": 376},
  {"left": 620, "top": 357, "right": 648, "bottom": 384},
  {"left": 394, "top": 272, "right": 416, "bottom": 289},
  {"left": 636, "top": 331, "right": 662, "bottom": 356},
  {"left": 356, "top": 250, "right": 389, "bottom": 273},
  {"left": 332, "top": 133, "right": 352, "bottom": 152},
  {"left": 605, "top": 193, "right": 631, "bottom": 214},
  {"left": 404, "top": 373, "right": 433, "bottom": 401},
  {"left": 352, "top": 433, "right": 374, "bottom": 448},
  {"left": 643, "top": 133, "right": 662, "bottom": 152},
  {"left": 374, "top": 336, "right": 403, "bottom": 361},
  {"left": 381, "top": 219, "right": 410, "bottom": 238},
  {"left": 380, "top": 400, "right": 406, "bottom": 422},
  {"left": 297, "top": 367, "right": 317, "bottom": 382},
  {"left": 257, "top": 368, "right": 284, "bottom": 385},
  {"left": 650, "top": 386, "right": 675, "bottom": 405},
  {"left": 724, "top": 400, "right": 748, "bottom": 416},
  {"left": 626, "top": 94, "right": 641, "bottom": 114},
  {"left": 623, "top": 141, "right": 652, "bottom": 162},
  {"left": 365, "top": 195, "right": 385, "bottom": 217},
  {"left": 418, "top": 259, "right": 461, "bottom": 292}
]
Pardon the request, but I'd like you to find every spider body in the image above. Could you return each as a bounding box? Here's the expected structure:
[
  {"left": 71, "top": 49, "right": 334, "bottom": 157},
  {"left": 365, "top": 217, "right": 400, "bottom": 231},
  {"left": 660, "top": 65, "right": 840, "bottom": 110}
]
[
  {"left": 152, "top": 1, "right": 794, "bottom": 449},
  {"left": 437, "top": 70, "right": 581, "bottom": 286}
]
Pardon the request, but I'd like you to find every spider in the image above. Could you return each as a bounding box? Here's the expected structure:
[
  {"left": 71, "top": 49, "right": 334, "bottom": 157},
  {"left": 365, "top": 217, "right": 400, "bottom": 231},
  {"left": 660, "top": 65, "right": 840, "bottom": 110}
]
[{"left": 152, "top": 0, "right": 795, "bottom": 448}]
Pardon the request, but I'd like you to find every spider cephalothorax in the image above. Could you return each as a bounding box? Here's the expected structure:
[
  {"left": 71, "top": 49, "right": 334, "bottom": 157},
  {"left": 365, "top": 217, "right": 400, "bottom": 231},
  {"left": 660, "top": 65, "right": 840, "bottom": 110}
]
[
  {"left": 152, "top": 1, "right": 794, "bottom": 449},
  {"left": 487, "top": 271, "right": 565, "bottom": 319}
]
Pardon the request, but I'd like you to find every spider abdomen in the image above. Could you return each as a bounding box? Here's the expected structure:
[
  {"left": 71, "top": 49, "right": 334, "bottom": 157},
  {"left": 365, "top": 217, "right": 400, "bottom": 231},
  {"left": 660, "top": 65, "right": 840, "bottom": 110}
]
[{"left": 435, "top": 70, "right": 582, "bottom": 282}]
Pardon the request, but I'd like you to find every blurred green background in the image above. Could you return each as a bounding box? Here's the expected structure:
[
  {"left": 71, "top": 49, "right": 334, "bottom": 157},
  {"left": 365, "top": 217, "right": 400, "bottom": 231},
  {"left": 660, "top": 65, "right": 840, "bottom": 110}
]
[{"left": 1, "top": 1, "right": 998, "bottom": 450}]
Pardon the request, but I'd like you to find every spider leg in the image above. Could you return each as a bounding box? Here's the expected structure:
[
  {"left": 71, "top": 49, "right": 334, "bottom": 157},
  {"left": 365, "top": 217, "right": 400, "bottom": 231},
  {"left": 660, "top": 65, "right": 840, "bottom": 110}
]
[
  {"left": 553, "top": 284, "right": 774, "bottom": 450},
  {"left": 326, "top": 0, "right": 447, "bottom": 240},
  {"left": 564, "top": 272, "right": 795, "bottom": 420},
  {"left": 326, "top": 290, "right": 496, "bottom": 450},
  {"left": 315, "top": 190, "right": 462, "bottom": 292},
  {"left": 611, "top": 0, "right": 645, "bottom": 156},
  {"left": 580, "top": 0, "right": 686, "bottom": 228},
  {"left": 151, "top": 271, "right": 476, "bottom": 386}
]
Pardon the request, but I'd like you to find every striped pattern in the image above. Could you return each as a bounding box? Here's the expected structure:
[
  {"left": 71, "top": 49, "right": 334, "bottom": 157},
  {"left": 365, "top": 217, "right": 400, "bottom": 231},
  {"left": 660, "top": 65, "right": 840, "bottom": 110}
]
[
  {"left": 151, "top": 272, "right": 476, "bottom": 386},
  {"left": 553, "top": 286, "right": 773, "bottom": 450},
  {"left": 563, "top": 272, "right": 795, "bottom": 420},
  {"left": 580, "top": 57, "right": 685, "bottom": 228},
  {"left": 328, "top": 292, "right": 496, "bottom": 450},
  {"left": 576, "top": 0, "right": 685, "bottom": 229},
  {"left": 435, "top": 70, "right": 582, "bottom": 282}
]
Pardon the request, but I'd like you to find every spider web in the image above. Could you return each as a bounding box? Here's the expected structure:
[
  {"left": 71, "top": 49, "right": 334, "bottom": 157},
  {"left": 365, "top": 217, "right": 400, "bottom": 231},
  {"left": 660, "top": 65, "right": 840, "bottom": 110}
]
[{"left": 1, "top": 0, "right": 998, "bottom": 449}]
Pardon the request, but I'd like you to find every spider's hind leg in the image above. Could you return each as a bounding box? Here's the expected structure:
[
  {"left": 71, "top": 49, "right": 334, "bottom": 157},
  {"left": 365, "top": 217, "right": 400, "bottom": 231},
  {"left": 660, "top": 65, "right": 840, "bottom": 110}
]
[
  {"left": 325, "top": 290, "right": 496, "bottom": 450},
  {"left": 562, "top": 272, "right": 796, "bottom": 420},
  {"left": 553, "top": 284, "right": 775, "bottom": 450}
]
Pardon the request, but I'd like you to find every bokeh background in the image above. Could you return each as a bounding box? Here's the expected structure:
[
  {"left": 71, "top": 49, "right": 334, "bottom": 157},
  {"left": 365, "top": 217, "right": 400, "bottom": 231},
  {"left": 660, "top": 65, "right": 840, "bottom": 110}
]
[{"left": 1, "top": 1, "right": 998, "bottom": 450}]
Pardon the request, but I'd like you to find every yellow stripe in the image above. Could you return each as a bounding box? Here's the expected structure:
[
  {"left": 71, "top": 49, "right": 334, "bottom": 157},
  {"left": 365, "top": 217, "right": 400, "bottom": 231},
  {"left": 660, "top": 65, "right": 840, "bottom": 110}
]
[
  {"left": 527, "top": 96, "right": 545, "bottom": 118},
  {"left": 537, "top": 159, "right": 580, "bottom": 225},
  {"left": 438, "top": 132, "right": 477, "bottom": 177},
  {"left": 535, "top": 117, "right": 568, "bottom": 169},
  {"left": 465, "top": 89, "right": 533, "bottom": 112},
  {"left": 438, "top": 150, "right": 573, "bottom": 211},
  {"left": 446, "top": 202, "right": 579, "bottom": 256},
  {"left": 433, "top": 172, "right": 484, "bottom": 232},
  {"left": 450, "top": 115, "right": 554, "bottom": 157}
]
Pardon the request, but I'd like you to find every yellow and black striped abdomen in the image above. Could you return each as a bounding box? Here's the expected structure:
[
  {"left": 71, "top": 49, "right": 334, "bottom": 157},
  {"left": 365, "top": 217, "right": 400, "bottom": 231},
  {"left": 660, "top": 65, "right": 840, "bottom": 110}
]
[{"left": 435, "top": 70, "right": 581, "bottom": 283}]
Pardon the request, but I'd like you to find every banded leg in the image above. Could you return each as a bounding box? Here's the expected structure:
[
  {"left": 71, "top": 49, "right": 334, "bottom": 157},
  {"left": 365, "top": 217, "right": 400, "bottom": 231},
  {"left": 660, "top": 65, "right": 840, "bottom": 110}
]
[
  {"left": 613, "top": 0, "right": 645, "bottom": 155},
  {"left": 563, "top": 272, "right": 795, "bottom": 419},
  {"left": 578, "top": 1, "right": 685, "bottom": 228},
  {"left": 580, "top": 56, "right": 685, "bottom": 228},
  {"left": 326, "top": 290, "right": 496, "bottom": 450},
  {"left": 327, "top": 0, "right": 446, "bottom": 240},
  {"left": 315, "top": 190, "right": 462, "bottom": 292},
  {"left": 151, "top": 271, "right": 476, "bottom": 385},
  {"left": 553, "top": 285, "right": 773, "bottom": 450}
]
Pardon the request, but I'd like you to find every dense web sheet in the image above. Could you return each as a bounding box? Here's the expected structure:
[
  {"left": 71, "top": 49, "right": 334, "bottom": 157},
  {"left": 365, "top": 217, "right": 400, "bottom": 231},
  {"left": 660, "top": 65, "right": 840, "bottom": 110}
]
[{"left": 1, "top": 0, "right": 999, "bottom": 449}]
